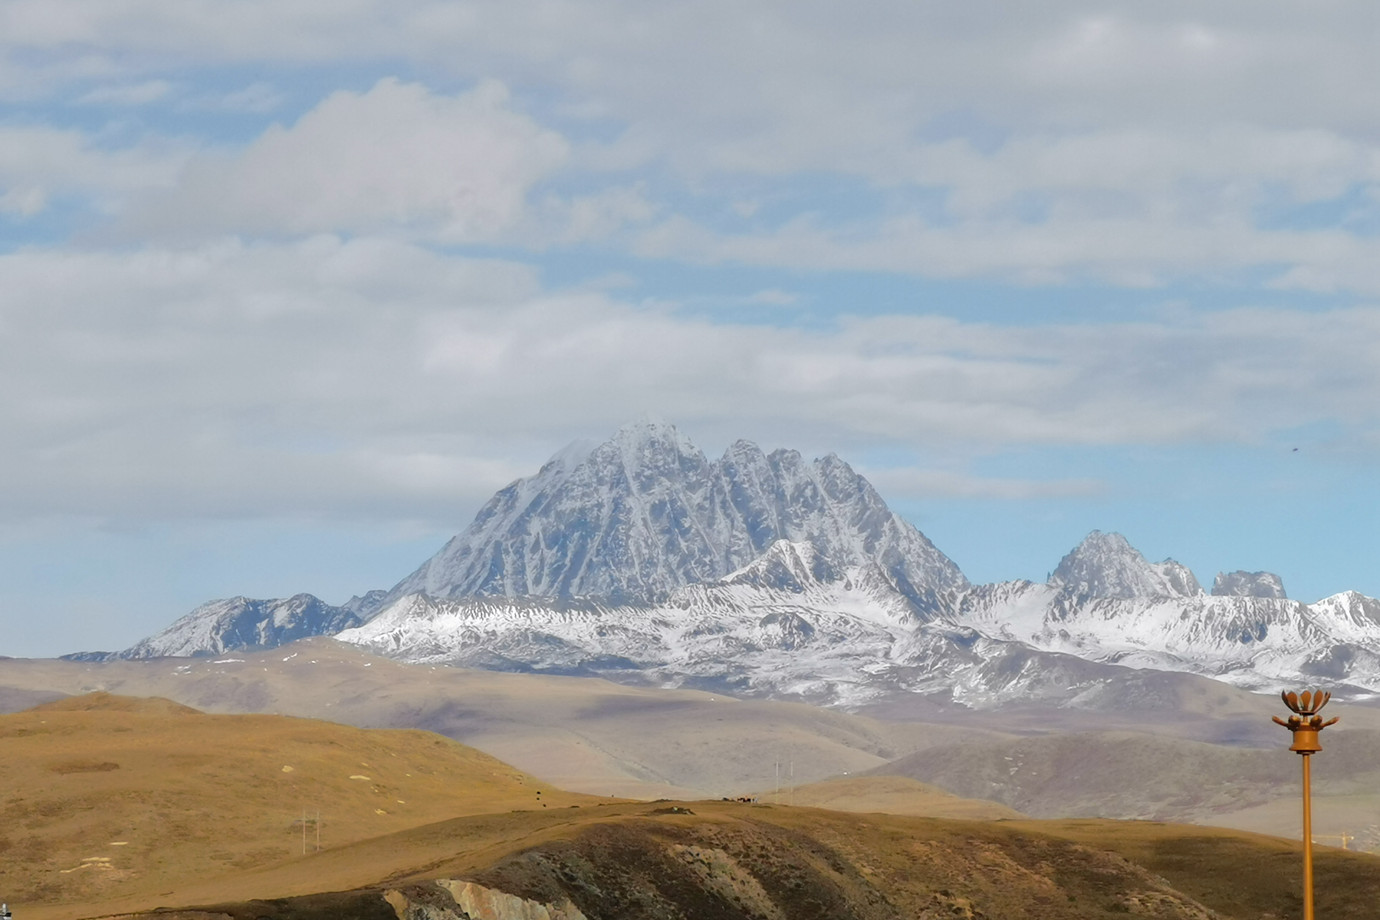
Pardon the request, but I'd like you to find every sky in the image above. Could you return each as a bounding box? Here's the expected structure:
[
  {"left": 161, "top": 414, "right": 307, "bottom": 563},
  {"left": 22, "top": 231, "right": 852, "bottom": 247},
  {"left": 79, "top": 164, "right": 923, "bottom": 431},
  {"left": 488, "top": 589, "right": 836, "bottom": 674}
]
[{"left": 3, "top": 2, "right": 1379, "bottom": 657}]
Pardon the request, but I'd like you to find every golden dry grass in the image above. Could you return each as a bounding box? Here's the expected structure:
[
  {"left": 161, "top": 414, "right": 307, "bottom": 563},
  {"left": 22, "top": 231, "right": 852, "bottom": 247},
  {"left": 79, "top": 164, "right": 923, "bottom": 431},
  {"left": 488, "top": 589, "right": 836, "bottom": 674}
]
[
  {"left": 4, "top": 692, "right": 1380, "bottom": 920},
  {"left": 758, "top": 774, "right": 1024, "bottom": 820},
  {"left": 76, "top": 802, "right": 1380, "bottom": 920},
  {"left": 7, "top": 642, "right": 1380, "bottom": 846},
  {"left": 0, "top": 693, "right": 605, "bottom": 916},
  {"left": 0, "top": 642, "right": 973, "bottom": 798}
]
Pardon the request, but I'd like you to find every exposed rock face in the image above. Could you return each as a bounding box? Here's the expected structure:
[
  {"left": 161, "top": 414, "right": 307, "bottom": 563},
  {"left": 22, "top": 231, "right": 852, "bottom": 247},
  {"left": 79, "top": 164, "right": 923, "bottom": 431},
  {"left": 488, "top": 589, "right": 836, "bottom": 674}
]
[
  {"left": 387, "top": 813, "right": 1221, "bottom": 920},
  {"left": 384, "top": 419, "right": 967, "bottom": 614},
  {"left": 1212, "top": 570, "right": 1287, "bottom": 598},
  {"left": 387, "top": 879, "right": 590, "bottom": 920},
  {"left": 74, "top": 594, "right": 362, "bottom": 660},
  {"left": 952, "top": 574, "right": 1380, "bottom": 697},
  {"left": 1049, "top": 531, "right": 1202, "bottom": 598}
]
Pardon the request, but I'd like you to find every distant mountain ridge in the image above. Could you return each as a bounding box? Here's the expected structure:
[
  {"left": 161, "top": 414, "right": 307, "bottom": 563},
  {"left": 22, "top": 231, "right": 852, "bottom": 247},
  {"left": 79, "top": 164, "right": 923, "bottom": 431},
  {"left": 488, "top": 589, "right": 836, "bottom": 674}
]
[
  {"left": 75, "top": 420, "right": 1380, "bottom": 709},
  {"left": 66, "top": 594, "right": 363, "bottom": 663}
]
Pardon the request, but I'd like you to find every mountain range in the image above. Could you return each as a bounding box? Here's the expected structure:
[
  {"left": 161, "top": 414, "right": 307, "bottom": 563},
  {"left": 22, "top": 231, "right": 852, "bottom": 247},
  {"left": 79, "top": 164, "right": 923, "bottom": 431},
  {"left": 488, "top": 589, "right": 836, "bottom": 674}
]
[{"left": 79, "top": 419, "right": 1380, "bottom": 708}]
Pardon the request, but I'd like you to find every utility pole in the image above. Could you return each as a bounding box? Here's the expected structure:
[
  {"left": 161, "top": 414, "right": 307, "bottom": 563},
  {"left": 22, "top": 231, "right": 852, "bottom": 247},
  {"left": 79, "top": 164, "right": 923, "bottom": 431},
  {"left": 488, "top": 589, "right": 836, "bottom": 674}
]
[
  {"left": 1312, "top": 833, "right": 1353, "bottom": 850},
  {"left": 1273, "top": 689, "right": 1338, "bottom": 920}
]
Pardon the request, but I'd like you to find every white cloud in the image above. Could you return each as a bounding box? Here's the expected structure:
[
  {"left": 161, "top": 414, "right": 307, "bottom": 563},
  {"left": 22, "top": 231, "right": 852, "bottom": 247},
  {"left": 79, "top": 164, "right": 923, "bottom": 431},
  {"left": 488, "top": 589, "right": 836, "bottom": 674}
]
[
  {"left": 0, "top": 125, "right": 185, "bottom": 217},
  {"left": 1, "top": 3, "right": 1372, "bottom": 137},
  {"left": 912, "top": 127, "right": 1380, "bottom": 220},
  {"left": 3, "top": 236, "right": 1377, "bottom": 528},
  {"left": 0, "top": 185, "right": 45, "bottom": 217},
  {"left": 630, "top": 209, "right": 1380, "bottom": 294},
  {"left": 129, "top": 78, "right": 570, "bottom": 241},
  {"left": 863, "top": 467, "right": 1105, "bottom": 501},
  {"left": 1, "top": 4, "right": 1376, "bottom": 291},
  {"left": 542, "top": 184, "right": 658, "bottom": 244}
]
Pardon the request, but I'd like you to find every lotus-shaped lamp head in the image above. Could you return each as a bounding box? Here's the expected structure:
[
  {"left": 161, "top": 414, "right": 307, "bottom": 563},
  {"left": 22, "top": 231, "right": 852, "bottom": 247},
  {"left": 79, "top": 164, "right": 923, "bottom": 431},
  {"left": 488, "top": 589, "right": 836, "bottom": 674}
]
[
  {"left": 1282, "top": 690, "right": 1331, "bottom": 716},
  {"left": 1273, "top": 689, "right": 1338, "bottom": 754}
]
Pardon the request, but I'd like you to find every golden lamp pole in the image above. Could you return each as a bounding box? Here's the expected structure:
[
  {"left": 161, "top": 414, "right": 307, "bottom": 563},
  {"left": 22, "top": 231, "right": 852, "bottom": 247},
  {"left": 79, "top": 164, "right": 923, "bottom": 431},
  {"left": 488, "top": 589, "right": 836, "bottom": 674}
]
[{"left": 1273, "top": 689, "right": 1338, "bottom": 920}]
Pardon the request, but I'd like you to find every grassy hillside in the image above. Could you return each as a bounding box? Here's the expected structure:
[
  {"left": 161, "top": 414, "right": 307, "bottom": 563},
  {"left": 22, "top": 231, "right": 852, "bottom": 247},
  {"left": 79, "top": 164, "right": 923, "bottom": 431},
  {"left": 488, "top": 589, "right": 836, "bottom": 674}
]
[
  {"left": 867, "top": 725, "right": 1380, "bottom": 841},
  {"left": 760, "top": 774, "right": 1023, "bottom": 820},
  {"left": 4, "top": 692, "right": 1380, "bottom": 920},
  {"left": 5, "top": 642, "right": 1380, "bottom": 842},
  {"left": 51, "top": 803, "right": 1380, "bottom": 920},
  {"left": 0, "top": 642, "right": 981, "bottom": 797},
  {"left": 0, "top": 693, "right": 600, "bottom": 911}
]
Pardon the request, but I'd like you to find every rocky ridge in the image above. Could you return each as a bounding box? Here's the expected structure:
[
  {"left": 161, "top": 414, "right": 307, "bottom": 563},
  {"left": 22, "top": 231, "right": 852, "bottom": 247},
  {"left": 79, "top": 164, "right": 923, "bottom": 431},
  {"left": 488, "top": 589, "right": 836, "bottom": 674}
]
[
  {"left": 383, "top": 418, "right": 967, "bottom": 614},
  {"left": 80, "top": 420, "right": 1380, "bottom": 709},
  {"left": 68, "top": 594, "right": 363, "bottom": 662}
]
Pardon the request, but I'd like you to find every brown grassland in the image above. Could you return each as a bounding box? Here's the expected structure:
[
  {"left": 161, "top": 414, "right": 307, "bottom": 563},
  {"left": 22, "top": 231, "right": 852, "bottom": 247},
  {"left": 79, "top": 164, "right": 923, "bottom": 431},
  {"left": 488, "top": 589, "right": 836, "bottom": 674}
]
[
  {"left": 0, "top": 693, "right": 600, "bottom": 915},
  {"left": 7, "top": 640, "right": 1380, "bottom": 844},
  {"left": 3, "top": 692, "right": 1380, "bottom": 920}
]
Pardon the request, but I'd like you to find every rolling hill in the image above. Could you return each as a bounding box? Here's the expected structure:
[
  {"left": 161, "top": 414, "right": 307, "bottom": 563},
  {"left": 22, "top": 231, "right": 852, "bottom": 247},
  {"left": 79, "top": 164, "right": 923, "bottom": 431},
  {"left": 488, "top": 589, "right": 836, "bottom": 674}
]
[{"left": 0, "top": 693, "right": 598, "bottom": 914}]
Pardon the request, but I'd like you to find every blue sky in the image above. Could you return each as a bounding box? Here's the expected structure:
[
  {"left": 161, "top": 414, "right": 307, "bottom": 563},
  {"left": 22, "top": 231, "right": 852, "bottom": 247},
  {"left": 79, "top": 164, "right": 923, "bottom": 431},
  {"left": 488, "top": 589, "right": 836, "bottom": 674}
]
[{"left": 2, "top": 2, "right": 1379, "bottom": 657}]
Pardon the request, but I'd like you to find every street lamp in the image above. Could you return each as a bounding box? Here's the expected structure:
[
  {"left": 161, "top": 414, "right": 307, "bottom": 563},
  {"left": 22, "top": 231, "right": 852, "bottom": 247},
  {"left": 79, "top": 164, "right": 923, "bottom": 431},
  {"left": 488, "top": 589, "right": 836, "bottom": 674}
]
[{"left": 1273, "top": 690, "right": 1338, "bottom": 920}]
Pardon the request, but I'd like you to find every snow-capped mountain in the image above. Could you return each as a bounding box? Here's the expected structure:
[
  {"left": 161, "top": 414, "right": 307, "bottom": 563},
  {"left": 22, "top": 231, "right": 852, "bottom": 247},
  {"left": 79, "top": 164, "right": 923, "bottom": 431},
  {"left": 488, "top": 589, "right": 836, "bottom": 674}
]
[
  {"left": 72, "top": 594, "right": 363, "bottom": 661},
  {"left": 381, "top": 418, "right": 967, "bottom": 614},
  {"left": 1048, "top": 530, "right": 1202, "bottom": 598},
  {"left": 333, "top": 530, "right": 1380, "bottom": 707},
  {"left": 952, "top": 532, "right": 1380, "bottom": 696},
  {"left": 337, "top": 539, "right": 1159, "bottom": 707},
  {"left": 86, "top": 420, "right": 1380, "bottom": 709},
  {"left": 1212, "top": 570, "right": 1287, "bottom": 599}
]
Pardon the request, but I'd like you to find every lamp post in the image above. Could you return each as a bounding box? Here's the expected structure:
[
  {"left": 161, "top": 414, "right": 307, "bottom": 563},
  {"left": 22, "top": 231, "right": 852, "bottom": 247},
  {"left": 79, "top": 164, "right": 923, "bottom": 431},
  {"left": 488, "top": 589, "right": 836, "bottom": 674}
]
[{"left": 1273, "top": 690, "right": 1338, "bottom": 920}]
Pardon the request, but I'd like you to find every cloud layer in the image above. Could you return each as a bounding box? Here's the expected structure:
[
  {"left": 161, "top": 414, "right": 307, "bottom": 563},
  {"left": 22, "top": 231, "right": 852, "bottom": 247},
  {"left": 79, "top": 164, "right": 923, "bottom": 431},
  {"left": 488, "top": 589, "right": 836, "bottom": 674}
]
[
  {"left": 129, "top": 79, "right": 570, "bottom": 241},
  {"left": 4, "top": 235, "right": 1375, "bottom": 525}
]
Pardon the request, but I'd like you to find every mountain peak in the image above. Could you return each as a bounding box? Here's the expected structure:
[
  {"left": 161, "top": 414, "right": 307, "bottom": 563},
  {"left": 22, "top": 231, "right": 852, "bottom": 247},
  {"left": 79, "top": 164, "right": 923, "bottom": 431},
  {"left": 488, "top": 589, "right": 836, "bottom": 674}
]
[
  {"left": 1050, "top": 531, "right": 1202, "bottom": 598},
  {"left": 1212, "top": 570, "right": 1287, "bottom": 599},
  {"left": 383, "top": 420, "right": 967, "bottom": 609},
  {"left": 612, "top": 415, "right": 693, "bottom": 449}
]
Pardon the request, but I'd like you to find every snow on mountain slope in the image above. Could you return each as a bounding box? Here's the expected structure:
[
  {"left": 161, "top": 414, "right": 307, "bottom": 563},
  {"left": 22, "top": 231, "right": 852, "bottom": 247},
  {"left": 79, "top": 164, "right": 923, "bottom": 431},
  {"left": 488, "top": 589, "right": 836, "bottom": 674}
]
[
  {"left": 77, "top": 594, "right": 363, "bottom": 660},
  {"left": 340, "top": 528, "right": 1380, "bottom": 705},
  {"left": 336, "top": 540, "right": 1166, "bottom": 708},
  {"left": 1049, "top": 530, "right": 1202, "bottom": 598},
  {"left": 381, "top": 418, "right": 967, "bottom": 614},
  {"left": 339, "top": 541, "right": 915, "bottom": 706},
  {"left": 85, "top": 419, "right": 1380, "bottom": 710},
  {"left": 1212, "top": 570, "right": 1287, "bottom": 598},
  {"left": 952, "top": 569, "right": 1380, "bottom": 694}
]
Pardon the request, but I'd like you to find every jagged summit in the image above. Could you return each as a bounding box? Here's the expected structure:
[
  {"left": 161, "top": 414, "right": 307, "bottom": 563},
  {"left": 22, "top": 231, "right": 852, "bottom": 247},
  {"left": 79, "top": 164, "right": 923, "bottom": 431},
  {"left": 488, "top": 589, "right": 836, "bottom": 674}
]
[
  {"left": 382, "top": 419, "right": 967, "bottom": 612},
  {"left": 1049, "top": 531, "right": 1203, "bottom": 598},
  {"left": 1212, "top": 570, "right": 1287, "bottom": 599}
]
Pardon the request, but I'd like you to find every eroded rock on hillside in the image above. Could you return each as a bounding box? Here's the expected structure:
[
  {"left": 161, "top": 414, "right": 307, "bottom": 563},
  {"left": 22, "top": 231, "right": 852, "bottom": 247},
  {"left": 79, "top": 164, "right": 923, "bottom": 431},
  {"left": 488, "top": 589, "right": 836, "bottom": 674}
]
[
  {"left": 390, "top": 815, "right": 1219, "bottom": 920},
  {"left": 101, "top": 802, "right": 1380, "bottom": 920}
]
